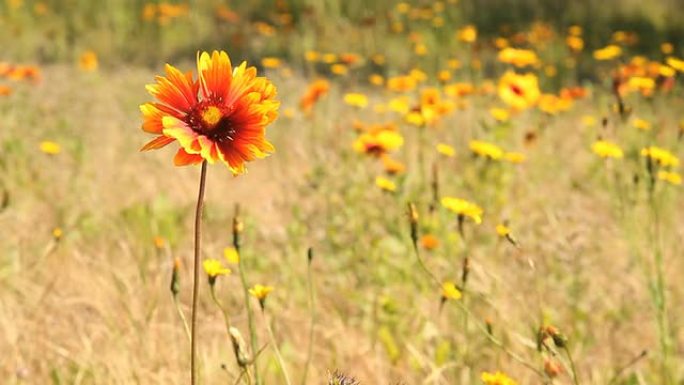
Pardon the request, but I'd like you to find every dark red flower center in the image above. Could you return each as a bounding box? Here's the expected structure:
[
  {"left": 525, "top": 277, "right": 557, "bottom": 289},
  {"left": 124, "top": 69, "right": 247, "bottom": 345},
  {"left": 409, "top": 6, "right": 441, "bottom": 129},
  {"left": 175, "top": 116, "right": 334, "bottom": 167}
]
[
  {"left": 186, "top": 103, "right": 237, "bottom": 143},
  {"left": 510, "top": 84, "right": 524, "bottom": 96}
]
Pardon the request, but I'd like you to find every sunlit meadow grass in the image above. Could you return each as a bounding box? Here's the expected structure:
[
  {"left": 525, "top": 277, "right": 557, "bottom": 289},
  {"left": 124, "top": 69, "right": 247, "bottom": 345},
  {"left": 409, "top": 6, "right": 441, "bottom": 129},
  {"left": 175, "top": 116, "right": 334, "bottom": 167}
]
[{"left": 2, "top": 1, "right": 684, "bottom": 385}]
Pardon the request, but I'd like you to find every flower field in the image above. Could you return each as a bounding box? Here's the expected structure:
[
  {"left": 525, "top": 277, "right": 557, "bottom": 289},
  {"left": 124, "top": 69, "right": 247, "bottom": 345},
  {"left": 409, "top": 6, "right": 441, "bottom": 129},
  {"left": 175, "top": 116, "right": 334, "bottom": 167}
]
[{"left": 2, "top": 1, "right": 684, "bottom": 384}]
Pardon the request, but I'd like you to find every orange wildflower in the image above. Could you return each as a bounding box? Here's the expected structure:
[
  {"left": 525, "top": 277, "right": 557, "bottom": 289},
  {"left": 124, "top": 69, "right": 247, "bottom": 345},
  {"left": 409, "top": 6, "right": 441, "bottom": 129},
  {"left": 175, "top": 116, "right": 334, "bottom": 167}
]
[
  {"left": 140, "top": 51, "right": 279, "bottom": 174},
  {"left": 420, "top": 234, "right": 439, "bottom": 250},
  {"left": 300, "top": 79, "right": 330, "bottom": 112}
]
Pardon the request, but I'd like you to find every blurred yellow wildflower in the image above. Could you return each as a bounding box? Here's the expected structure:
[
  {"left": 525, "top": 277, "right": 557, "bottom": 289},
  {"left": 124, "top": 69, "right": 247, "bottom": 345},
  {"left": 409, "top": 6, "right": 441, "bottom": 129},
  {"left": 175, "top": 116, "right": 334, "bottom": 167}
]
[
  {"left": 538, "top": 94, "right": 572, "bottom": 115},
  {"left": 39, "top": 141, "right": 61, "bottom": 155},
  {"left": 495, "top": 224, "right": 510, "bottom": 237},
  {"left": 79, "top": 50, "right": 98, "bottom": 72},
  {"left": 409, "top": 68, "right": 428, "bottom": 83},
  {"left": 249, "top": 284, "right": 274, "bottom": 301},
  {"left": 447, "top": 58, "right": 462, "bottom": 70},
  {"left": 582, "top": 115, "right": 597, "bottom": 127},
  {"left": 641, "top": 146, "right": 679, "bottom": 167},
  {"left": 353, "top": 130, "right": 404, "bottom": 156},
  {"left": 369, "top": 74, "right": 384, "bottom": 86},
  {"left": 666, "top": 57, "right": 684, "bottom": 72},
  {"left": 469, "top": 140, "right": 503, "bottom": 160},
  {"left": 661, "top": 42, "right": 674, "bottom": 55},
  {"left": 441, "top": 197, "right": 483, "bottom": 224},
  {"left": 436, "top": 143, "right": 456, "bottom": 157},
  {"left": 659, "top": 65, "right": 675, "bottom": 78},
  {"left": 304, "top": 50, "right": 320, "bottom": 62},
  {"left": 566, "top": 35, "right": 584, "bottom": 52},
  {"left": 344, "top": 93, "right": 369, "bottom": 108},
  {"left": 497, "top": 47, "right": 540, "bottom": 68},
  {"left": 261, "top": 57, "right": 282, "bottom": 68},
  {"left": 593, "top": 45, "right": 622, "bottom": 61},
  {"left": 633, "top": 118, "right": 652, "bottom": 131},
  {"left": 224, "top": 246, "right": 240, "bottom": 264},
  {"left": 153, "top": 236, "right": 165, "bottom": 249},
  {"left": 381, "top": 155, "right": 406, "bottom": 175},
  {"left": 438, "top": 70, "right": 452, "bottom": 83},
  {"left": 481, "top": 371, "right": 518, "bottom": 385},
  {"left": 658, "top": 171, "right": 682, "bottom": 185},
  {"left": 203, "top": 259, "right": 231, "bottom": 283},
  {"left": 375, "top": 176, "right": 397, "bottom": 192},
  {"left": 489, "top": 108, "right": 510, "bottom": 123},
  {"left": 592, "top": 140, "right": 624, "bottom": 159},
  {"left": 441, "top": 281, "right": 462, "bottom": 300},
  {"left": 498, "top": 71, "right": 540, "bottom": 110},
  {"left": 628, "top": 77, "right": 655, "bottom": 95},
  {"left": 387, "top": 75, "right": 417, "bottom": 92},
  {"left": 456, "top": 25, "right": 477, "bottom": 43},
  {"left": 330, "top": 64, "right": 348, "bottom": 75},
  {"left": 504, "top": 152, "right": 526, "bottom": 164}
]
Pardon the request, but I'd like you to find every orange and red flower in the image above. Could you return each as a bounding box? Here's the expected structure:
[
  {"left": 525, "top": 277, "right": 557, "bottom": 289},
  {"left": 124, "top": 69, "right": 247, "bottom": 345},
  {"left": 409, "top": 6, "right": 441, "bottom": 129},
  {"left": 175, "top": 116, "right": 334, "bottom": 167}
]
[{"left": 140, "top": 50, "right": 279, "bottom": 174}]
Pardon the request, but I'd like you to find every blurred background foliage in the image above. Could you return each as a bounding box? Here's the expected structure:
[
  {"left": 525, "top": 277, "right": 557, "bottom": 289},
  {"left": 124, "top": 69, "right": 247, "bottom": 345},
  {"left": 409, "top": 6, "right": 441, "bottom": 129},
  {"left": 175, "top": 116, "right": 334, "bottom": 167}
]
[{"left": 2, "top": 0, "right": 684, "bottom": 68}]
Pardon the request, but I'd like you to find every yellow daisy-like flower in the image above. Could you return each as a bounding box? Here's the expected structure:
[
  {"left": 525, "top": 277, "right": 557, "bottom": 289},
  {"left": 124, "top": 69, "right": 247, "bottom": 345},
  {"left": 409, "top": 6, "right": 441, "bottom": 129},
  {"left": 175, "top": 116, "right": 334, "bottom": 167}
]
[
  {"left": 344, "top": 93, "right": 369, "bottom": 108},
  {"left": 261, "top": 57, "right": 282, "bottom": 69},
  {"left": 249, "top": 284, "right": 274, "bottom": 300},
  {"left": 495, "top": 224, "right": 510, "bottom": 237},
  {"left": 52, "top": 227, "right": 63, "bottom": 240},
  {"left": 592, "top": 140, "right": 624, "bottom": 159},
  {"left": 538, "top": 94, "right": 573, "bottom": 115},
  {"left": 658, "top": 170, "right": 682, "bottom": 185},
  {"left": 660, "top": 65, "right": 676, "bottom": 78},
  {"left": 224, "top": 246, "right": 240, "bottom": 264},
  {"left": 628, "top": 77, "right": 655, "bottom": 93},
  {"left": 489, "top": 108, "right": 510, "bottom": 123},
  {"left": 375, "top": 176, "right": 397, "bottom": 192},
  {"left": 481, "top": 371, "right": 518, "bottom": 385},
  {"left": 203, "top": 258, "right": 231, "bottom": 284},
  {"left": 504, "top": 152, "right": 526, "bottom": 164},
  {"left": 456, "top": 25, "right": 477, "bottom": 43},
  {"left": 79, "top": 50, "right": 98, "bottom": 72},
  {"left": 632, "top": 118, "right": 651, "bottom": 131},
  {"left": 436, "top": 143, "right": 456, "bottom": 157},
  {"left": 369, "top": 74, "right": 384, "bottom": 86},
  {"left": 497, "top": 47, "right": 540, "bottom": 68},
  {"left": 441, "top": 281, "right": 462, "bottom": 300},
  {"left": 469, "top": 140, "right": 503, "bottom": 160},
  {"left": 593, "top": 45, "right": 622, "bottom": 61},
  {"left": 498, "top": 71, "right": 540, "bottom": 110},
  {"left": 353, "top": 130, "right": 404, "bottom": 156},
  {"left": 441, "top": 197, "right": 483, "bottom": 224},
  {"left": 330, "top": 63, "right": 348, "bottom": 76},
  {"left": 641, "top": 146, "right": 679, "bottom": 168},
  {"left": 566, "top": 35, "right": 584, "bottom": 52},
  {"left": 666, "top": 57, "right": 684, "bottom": 72},
  {"left": 203, "top": 259, "right": 231, "bottom": 277},
  {"left": 661, "top": 43, "right": 674, "bottom": 55},
  {"left": 39, "top": 141, "right": 61, "bottom": 155}
]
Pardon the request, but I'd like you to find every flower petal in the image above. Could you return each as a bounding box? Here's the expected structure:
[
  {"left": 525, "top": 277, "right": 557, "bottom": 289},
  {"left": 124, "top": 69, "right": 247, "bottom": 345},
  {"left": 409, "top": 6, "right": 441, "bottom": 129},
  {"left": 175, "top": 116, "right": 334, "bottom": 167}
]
[
  {"left": 174, "top": 148, "right": 204, "bottom": 166},
  {"left": 140, "top": 135, "right": 175, "bottom": 151},
  {"left": 162, "top": 116, "right": 200, "bottom": 154},
  {"left": 198, "top": 50, "right": 232, "bottom": 100}
]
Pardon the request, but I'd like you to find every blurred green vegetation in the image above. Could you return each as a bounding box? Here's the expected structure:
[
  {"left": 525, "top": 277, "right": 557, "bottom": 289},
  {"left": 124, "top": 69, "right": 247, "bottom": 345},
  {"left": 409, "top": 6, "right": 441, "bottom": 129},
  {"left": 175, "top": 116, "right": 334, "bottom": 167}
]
[{"left": 2, "top": 0, "right": 684, "bottom": 68}]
